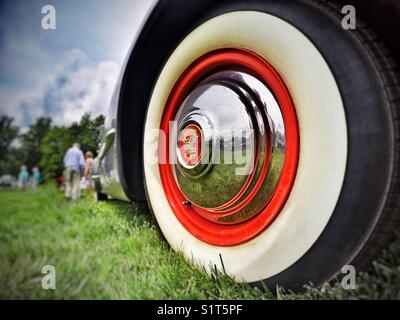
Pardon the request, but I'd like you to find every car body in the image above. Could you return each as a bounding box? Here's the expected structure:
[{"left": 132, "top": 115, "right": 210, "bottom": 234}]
[
  {"left": 96, "top": 0, "right": 400, "bottom": 203},
  {"left": 94, "top": 0, "right": 400, "bottom": 291}
]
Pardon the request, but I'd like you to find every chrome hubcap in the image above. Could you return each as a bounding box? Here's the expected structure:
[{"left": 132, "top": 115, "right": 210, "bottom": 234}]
[{"left": 172, "top": 70, "right": 286, "bottom": 223}]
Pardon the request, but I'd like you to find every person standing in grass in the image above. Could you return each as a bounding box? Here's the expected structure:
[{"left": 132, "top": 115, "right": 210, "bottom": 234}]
[
  {"left": 18, "top": 165, "right": 29, "bottom": 190},
  {"left": 63, "top": 143, "right": 85, "bottom": 200},
  {"left": 31, "top": 167, "right": 41, "bottom": 189},
  {"left": 84, "top": 150, "right": 94, "bottom": 197}
]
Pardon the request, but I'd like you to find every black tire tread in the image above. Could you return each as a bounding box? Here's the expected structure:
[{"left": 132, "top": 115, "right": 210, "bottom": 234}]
[{"left": 316, "top": 0, "right": 400, "bottom": 274}]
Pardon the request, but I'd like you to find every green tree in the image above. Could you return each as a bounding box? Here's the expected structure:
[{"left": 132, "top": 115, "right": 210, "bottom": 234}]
[
  {"left": 69, "top": 113, "right": 105, "bottom": 156},
  {"left": 0, "top": 147, "right": 25, "bottom": 176},
  {"left": 0, "top": 116, "right": 19, "bottom": 162},
  {"left": 20, "top": 117, "right": 52, "bottom": 170},
  {"left": 39, "top": 113, "right": 105, "bottom": 179},
  {"left": 40, "top": 126, "right": 71, "bottom": 179},
  {"left": 0, "top": 116, "right": 20, "bottom": 175}
]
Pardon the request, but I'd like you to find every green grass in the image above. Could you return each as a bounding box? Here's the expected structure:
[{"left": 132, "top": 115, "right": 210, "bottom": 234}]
[{"left": 0, "top": 185, "right": 399, "bottom": 299}]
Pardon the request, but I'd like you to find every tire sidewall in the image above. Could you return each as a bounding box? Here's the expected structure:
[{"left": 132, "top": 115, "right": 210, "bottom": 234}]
[{"left": 139, "top": 0, "right": 394, "bottom": 290}]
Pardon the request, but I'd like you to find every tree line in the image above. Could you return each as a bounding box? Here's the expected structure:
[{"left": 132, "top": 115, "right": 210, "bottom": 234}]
[{"left": 0, "top": 113, "right": 105, "bottom": 179}]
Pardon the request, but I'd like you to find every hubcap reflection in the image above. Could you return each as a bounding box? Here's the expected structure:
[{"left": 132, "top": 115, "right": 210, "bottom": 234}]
[
  {"left": 158, "top": 48, "right": 299, "bottom": 245},
  {"left": 172, "top": 70, "right": 286, "bottom": 224}
]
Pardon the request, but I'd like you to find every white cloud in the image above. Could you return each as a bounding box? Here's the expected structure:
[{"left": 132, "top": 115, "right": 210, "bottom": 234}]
[
  {"left": 0, "top": 0, "right": 154, "bottom": 127},
  {"left": 0, "top": 47, "right": 119, "bottom": 127},
  {"left": 46, "top": 59, "right": 119, "bottom": 125}
]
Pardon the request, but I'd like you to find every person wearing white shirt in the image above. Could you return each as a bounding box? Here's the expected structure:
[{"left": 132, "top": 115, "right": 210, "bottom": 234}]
[{"left": 63, "top": 142, "right": 85, "bottom": 200}]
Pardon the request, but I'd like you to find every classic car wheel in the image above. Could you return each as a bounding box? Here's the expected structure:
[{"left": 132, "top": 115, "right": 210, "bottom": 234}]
[
  {"left": 137, "top": 1, "right": 400, "bottom": 291},
  {"left": 155, "top": 48, "right": 300, "bottom": 246}
]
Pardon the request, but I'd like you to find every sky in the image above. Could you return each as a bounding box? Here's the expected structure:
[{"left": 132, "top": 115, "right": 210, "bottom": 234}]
[{"left": 0, "top": 0, "right": 153, "bottom": 130}]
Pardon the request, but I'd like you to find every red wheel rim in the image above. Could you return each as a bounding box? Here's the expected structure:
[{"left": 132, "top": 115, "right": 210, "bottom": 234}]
[{"left": 158, "top": 48, "right": 299, "bottom": 246}]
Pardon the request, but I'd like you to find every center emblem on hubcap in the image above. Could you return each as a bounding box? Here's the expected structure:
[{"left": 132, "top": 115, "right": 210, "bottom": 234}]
[{"left": 178, "top": 124, "right": 202, "bottom": 167}]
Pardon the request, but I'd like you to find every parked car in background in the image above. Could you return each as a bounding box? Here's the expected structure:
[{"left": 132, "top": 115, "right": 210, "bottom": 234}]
[{"left": 0, "top": 175, "right": 16, "bottom": 189}]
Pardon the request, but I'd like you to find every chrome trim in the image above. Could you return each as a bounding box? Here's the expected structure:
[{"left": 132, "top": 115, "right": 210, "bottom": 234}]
[
  {"left": 172, "top": 70, "right": 286, "bottom": 223},
  {"left": 98, "top": 128, "right": 116, "bottom": 161}
]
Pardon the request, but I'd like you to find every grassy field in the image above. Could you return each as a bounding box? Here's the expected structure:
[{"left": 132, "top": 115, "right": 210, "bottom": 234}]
[{"left": 0, "top": 185, "right": 399, "bottom": 299}]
